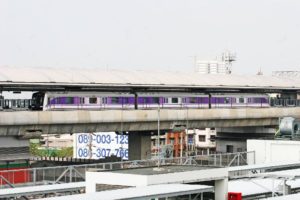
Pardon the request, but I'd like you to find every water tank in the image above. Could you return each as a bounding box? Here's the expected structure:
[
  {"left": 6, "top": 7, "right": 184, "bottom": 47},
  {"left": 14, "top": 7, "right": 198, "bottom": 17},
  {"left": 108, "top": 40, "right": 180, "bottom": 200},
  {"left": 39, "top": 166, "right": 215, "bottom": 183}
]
[{"left": 279, "top": 117, "right": 300, "bottom": 136}]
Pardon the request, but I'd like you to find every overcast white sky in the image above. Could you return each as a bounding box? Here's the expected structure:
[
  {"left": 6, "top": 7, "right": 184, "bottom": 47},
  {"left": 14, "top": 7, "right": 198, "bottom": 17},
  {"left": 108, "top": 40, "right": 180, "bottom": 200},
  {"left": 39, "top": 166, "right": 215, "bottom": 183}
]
[{"left": 0, "top": 0, "right": 300, "bottom": 75}]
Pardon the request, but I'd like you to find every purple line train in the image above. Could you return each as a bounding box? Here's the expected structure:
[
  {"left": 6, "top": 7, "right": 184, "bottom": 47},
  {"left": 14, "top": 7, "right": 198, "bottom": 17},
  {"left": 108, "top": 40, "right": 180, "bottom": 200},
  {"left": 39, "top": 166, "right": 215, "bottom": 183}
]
[{"left": 31, "top": 92, "right": 270, "bottom": 110}]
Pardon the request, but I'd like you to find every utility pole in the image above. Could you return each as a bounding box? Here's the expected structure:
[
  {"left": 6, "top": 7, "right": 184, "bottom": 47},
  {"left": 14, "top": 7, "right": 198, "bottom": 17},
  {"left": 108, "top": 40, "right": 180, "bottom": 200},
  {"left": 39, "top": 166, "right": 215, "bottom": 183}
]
[{"left": 157, "top": 105, "right": 160, "bottom": 168}]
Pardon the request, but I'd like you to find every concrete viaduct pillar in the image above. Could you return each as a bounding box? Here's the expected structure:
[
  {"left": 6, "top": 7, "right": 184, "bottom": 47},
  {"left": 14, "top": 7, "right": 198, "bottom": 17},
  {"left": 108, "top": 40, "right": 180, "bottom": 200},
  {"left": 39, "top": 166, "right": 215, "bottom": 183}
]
[
  {"left": 215, "top": 178, "right": 228, "bottom": 200},
  {"left": 128, "top": 132, "right": 152, "bottom": 160}
]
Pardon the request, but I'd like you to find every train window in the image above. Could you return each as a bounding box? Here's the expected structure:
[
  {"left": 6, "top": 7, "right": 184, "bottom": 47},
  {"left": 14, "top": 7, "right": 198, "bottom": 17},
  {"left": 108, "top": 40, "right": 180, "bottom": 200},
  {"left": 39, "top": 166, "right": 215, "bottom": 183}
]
[
  {"left": 66, "top": 97, "right": 74, "bottom": 104},
  {"left": 164, "top": 98, "right": 168, "bottom": 103},
  {"left": 51, "top": 98, "right": 57, "bottom": 104},
  {"left": 111, "top": 97, "right": 119, "bottom": 104},
  {"left": 224, "top": 98, "right": 230, "bottom": 104},
  {"left": 55, "top": 98, "right": 60, "bottom": 104},
  {"left": 172, "top": 98, "right": 178, "bottom": 103},
  {"left": 123, "top": 97, "right": 129, "bottom": 104},
  {"left": 153, "top": 97, "right": 159, "bottom": 104},
  {"left": 89, "top": 97, "right": 97, "bottom": 104},
  {"left": 254, "top": 98, "right": 262, "bottom": 103},
  {"left": 80, "top": 98, "right": 85, "bottom": 104},
  {"left": 238, "top": 98, "right": 244, "bottom": 103},
  {"left": 190, "top": 97, "right": 197, "bottom": 103},
  {"left": 102, "top": 97, "right": 107, "bottom": 104},
  {"left": 142, "top": 97, "right": 147, "bottom": 104}
]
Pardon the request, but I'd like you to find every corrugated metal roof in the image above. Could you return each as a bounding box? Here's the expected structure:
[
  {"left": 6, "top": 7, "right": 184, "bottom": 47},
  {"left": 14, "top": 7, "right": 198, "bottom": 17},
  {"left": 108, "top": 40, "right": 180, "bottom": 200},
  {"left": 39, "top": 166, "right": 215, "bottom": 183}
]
[
  {"left": 39, "top": 184, "right": 213, "bottom": 200},
  {"left": 0, "top": 66, "right": 300, "bottom": 89}
]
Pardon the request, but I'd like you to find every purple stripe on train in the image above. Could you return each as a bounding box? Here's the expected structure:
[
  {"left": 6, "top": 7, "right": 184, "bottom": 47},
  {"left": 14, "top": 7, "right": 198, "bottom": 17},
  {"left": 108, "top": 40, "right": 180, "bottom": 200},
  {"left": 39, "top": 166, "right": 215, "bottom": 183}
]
[{"left": 48, "top": 96, "right": 268, "bottom": 106}]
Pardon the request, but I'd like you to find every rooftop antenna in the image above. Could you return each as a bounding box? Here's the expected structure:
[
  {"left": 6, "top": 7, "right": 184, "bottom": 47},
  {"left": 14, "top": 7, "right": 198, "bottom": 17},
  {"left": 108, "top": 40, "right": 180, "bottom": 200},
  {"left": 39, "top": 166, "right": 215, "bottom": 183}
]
[
  {"left": 221, "top": 51, "right": 236, "bottom": 74},
  {"left": 257, "top": 68, "right": 263, "bottom": 75}
]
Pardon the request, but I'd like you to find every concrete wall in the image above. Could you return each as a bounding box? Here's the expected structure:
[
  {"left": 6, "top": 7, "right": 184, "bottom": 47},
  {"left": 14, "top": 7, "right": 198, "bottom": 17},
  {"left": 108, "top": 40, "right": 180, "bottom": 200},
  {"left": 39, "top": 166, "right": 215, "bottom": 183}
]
[
  {"left": 0, "top": 107, "right": 299, "bottom": 135},
  {"left": 0, "top": 136, "right": 29, "bottom": 148},
  {"left": 41, "top": 134, "right": 73, "bottom": 148},
  {"left": 247, "top": 139, "right": 300, "bottom": 164},
  {"left": 216, "top": 127, "right": 275, "bottom": 153},
  {"left": 216, "top": 140, "right": 246, "bottom": 153},
  {"left": 189, "top": 128, "right": 216, "bottom": 148}
]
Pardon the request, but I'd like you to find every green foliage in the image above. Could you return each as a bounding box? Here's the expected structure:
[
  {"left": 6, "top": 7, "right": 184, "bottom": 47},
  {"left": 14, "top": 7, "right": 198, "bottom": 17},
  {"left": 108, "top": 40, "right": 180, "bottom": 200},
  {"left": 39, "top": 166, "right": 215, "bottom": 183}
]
[
  {"left": 56, "top": 147, "right": 73, "bottom": 157},
  {"left": 30, "top": 142, "right": 73, "bottom": 157},
  {"left": 29, "top": 143, "right": 40, "bottom": 155}
]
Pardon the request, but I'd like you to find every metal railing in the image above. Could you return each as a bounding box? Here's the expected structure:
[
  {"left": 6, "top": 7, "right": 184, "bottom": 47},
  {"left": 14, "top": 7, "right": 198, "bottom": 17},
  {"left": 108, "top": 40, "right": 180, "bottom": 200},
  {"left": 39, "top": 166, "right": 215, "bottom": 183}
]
[
  {"left": 0, "top": 99, "right": 32, "bottom": 110},
  {"left": 0, "top": 151, "right": 254, "bottom": 188},
  {"left": 270, "top": 98, "right": 300, "bottom": 107}
]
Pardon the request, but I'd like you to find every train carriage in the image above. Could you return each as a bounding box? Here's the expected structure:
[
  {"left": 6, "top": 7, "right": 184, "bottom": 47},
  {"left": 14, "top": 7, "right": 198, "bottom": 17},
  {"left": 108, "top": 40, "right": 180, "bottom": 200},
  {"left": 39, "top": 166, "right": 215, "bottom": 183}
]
[
  {"left": 43, "top": 92, "right": 135, "bottom": 111},
  {"left": 136, "top": 93, "right": 209, "bottom": 109},
  {"left": 30, "top": 91, "right": 271, "bottom": 111},
  {"left": 210, "top": 94, "right": 270, "bottom": 108}
]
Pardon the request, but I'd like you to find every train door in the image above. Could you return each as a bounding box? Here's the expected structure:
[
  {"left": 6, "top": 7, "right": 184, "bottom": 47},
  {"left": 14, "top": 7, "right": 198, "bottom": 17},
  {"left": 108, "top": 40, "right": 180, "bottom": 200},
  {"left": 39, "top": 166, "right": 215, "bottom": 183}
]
[
  {"left": 236, "top": 97, "right": 246, "bottom": 107},
  {"left": 0, "top": 98, "right": 3, "bottom": 109},
  {"left": 139, "top": 97, "right": 147, "bottom": 109},
  {"left": 4, "top": 99, "right": 11, "bottom": 109},
  {"left": 134, "top": 94, "right": 138, "bottom": 110},
  {"left": 122, "top": 97, "right": 129, "bottom": 109},
  {"left": 88, "top": 97, "right": 98, "bottom": 109},
  {"left": 168, "top": 97, "right": 180, "bottom": 108},
  {"left": 101, "top": 97, "right": 107, "bottom": 109}
]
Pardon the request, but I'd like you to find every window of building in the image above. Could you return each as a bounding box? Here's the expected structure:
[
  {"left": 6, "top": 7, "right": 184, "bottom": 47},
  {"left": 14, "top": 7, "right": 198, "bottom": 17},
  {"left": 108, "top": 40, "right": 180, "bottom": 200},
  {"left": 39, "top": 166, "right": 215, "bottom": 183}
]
[
  {"left": 198, "top": 135, "right": 206, "bottom": 142},
  {"left": 226, "top": 145, "right": 234, "bottom": 153},
  {"left": 172, "top": 98, "right": 178, "bottom": 104},
  {"left": 187, "top": 135, "right": 194, "bottom": 144},
  {"left": 169, "top": 138, "right": 175, "bottom": 145},
  {"left": 210, "top": 135, "right": 216, "bottom": 142},
  {"left": 89, "top": 97, "right": 97, "bottom": 104},
  {"left": 152, "top": 140, "right": 156, "bottom": 147}
]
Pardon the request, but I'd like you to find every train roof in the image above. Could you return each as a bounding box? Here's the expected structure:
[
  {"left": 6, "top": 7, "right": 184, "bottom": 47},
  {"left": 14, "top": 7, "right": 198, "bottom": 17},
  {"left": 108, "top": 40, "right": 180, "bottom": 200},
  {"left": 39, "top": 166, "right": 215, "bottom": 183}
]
[
  {"left": 136, "top": 92, "right": 206, "bottom": 97},
  {"left": 45, "top": 91, "right": 134, "bottom": 97}
]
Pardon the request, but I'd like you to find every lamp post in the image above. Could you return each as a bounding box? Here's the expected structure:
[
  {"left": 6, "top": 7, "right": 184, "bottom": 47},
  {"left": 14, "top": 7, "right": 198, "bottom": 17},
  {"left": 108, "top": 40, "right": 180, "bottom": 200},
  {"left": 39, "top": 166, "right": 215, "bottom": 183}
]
[{"left": 157, "top": 105, "right": 160, "bottom": 168}]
